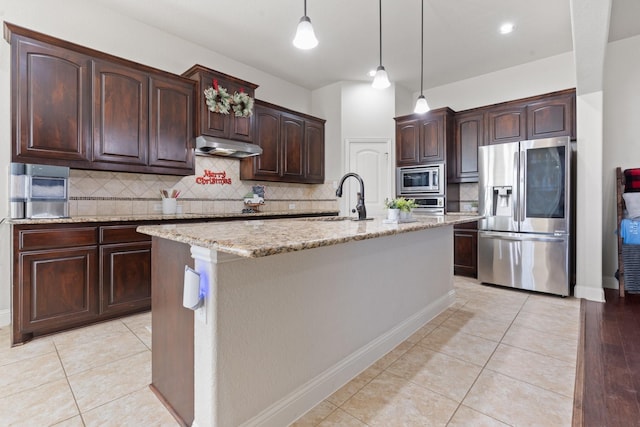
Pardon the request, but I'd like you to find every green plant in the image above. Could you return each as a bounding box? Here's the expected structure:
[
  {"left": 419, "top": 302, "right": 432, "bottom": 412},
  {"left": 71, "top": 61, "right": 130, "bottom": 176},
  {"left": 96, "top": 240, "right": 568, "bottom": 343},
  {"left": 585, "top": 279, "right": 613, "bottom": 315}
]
[{"left": 384, "top": 197, "right": 417, "bottom": 212}]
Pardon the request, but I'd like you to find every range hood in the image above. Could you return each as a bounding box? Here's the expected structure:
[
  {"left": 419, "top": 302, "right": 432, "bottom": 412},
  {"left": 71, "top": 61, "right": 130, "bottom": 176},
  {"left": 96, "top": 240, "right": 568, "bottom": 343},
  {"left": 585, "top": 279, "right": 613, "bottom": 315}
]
[{"left": 195, "top": 135, "right": 262, "bottom": 158}]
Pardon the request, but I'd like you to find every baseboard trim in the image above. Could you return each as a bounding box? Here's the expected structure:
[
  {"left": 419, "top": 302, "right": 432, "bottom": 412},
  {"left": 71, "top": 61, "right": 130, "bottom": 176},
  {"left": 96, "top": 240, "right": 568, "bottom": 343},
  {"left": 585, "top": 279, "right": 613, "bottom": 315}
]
[
  {"left": 0, "top": 309, "right": 10, "bottom": 327},
  {"left": 574, "top": 285, "right": 605, "bottom": 302},
  {"left": 240, "top": 289, "right": 456, "bottom": 427},
  {"left": 602, "top": 275, "right": 619, "bottom": 290}
]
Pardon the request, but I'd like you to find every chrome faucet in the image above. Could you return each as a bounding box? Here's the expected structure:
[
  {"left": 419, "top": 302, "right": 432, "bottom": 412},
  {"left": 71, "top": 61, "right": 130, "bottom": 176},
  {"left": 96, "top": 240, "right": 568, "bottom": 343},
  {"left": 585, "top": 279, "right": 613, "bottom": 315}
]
[{"left": 335, "top": 172, "right": 367, "bottom": 220}]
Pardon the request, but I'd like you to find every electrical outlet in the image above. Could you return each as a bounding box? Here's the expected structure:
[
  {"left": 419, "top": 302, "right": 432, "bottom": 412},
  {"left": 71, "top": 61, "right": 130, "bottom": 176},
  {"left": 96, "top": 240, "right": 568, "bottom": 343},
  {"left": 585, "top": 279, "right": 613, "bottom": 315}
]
[
  {"left": 332, "top": 181, "right": 338, "bottom": 189},
  {"left": 153, "top": 203, "right": 162, "bottom": 212},
  {"left": 289, "top": 203, "right": 296, "bottom": 210}
]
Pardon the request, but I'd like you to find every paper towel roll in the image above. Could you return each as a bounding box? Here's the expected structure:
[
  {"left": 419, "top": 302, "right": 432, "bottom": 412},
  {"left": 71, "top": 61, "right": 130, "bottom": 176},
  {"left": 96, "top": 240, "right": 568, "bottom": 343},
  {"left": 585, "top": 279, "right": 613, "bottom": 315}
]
[{"left": 183, "top": 266, "right": 202, "bottom": 310}]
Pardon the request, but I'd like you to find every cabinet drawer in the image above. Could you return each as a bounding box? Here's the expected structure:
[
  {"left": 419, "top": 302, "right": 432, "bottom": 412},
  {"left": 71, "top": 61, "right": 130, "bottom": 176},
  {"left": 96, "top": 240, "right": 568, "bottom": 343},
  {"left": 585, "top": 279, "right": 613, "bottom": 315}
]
[
  {"left": 100, "top": 225, "right": 151, "bottom": 244},
  {"left": 453, "top": 221, "right": 478, "bottom": 230},
  {"left": 18, "top": 227, "right": 98, "bottom": 251}
]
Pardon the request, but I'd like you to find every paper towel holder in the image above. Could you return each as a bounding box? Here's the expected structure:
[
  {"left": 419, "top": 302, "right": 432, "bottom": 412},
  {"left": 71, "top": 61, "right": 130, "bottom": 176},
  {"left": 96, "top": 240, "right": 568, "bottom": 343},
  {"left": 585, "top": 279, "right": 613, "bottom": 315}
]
[{"left": 183, "top": 266, "right": 203, "bottom": 310}]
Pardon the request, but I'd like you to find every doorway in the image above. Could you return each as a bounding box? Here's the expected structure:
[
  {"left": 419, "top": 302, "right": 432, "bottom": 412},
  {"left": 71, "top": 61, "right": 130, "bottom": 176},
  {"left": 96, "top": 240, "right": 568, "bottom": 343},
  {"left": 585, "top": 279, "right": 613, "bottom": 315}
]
[{"left": 343, "top": 138, "right": 393, "bottom": 217}]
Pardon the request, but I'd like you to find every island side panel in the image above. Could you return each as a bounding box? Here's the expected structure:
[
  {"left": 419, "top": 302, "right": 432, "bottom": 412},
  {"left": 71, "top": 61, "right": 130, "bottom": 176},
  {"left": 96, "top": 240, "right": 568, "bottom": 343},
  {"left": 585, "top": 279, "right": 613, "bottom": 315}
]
[
  {"left": 150, "top": 236, "right": 194, "bottom": 426},
  {"left": 195, "top": 224, "right": 455, "bottom": 427}
]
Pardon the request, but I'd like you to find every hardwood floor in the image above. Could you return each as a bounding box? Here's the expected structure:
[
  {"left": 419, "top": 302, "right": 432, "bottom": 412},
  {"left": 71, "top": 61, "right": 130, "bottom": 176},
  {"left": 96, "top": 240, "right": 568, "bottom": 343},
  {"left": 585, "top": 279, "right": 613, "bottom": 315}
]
[{"left": 575, "top": 289, "right": 640, "bottom": 426}]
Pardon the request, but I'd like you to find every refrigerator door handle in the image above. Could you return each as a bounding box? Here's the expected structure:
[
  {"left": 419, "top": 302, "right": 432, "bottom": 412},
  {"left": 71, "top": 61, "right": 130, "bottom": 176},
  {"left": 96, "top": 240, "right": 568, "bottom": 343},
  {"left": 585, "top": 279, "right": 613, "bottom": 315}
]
[
  {"left": 519, "top": 150, "right": 526, "bottom": 224},
  {"left": 513, "top": 150, "right": 519, "bottom": 222},
  {"left": 479, "top": 231, "right": 566, "bottom": 243}
]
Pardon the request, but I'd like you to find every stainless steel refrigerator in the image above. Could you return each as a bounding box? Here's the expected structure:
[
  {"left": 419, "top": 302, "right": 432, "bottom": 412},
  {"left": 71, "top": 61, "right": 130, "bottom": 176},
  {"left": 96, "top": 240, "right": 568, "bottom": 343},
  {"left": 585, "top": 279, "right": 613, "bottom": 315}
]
[{"left": 478, "top": 136, "right": 572, "bottom": 296}]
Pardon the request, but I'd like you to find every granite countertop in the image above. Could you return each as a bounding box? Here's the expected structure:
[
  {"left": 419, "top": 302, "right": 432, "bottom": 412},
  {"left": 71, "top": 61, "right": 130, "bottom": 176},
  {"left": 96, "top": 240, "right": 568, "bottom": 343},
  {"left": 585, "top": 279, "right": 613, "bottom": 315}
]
[
  {"left": 7, "top": 210, "right": 340, "bottom": 225},
  {"left": 137, "top": 214, "right": 482, "bottom": 258}
]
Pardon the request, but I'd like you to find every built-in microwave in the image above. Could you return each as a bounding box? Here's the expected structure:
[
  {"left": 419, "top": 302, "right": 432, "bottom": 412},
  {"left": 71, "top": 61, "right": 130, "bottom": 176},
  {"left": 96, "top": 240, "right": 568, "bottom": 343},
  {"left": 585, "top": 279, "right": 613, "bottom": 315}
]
[{"left": 396, "top": 163, "right": 444, "bottom": 197}]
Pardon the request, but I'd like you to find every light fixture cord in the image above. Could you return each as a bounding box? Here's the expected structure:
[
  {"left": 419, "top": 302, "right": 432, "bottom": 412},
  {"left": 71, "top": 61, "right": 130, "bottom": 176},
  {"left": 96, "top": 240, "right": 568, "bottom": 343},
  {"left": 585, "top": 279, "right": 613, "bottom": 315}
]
[
  {"left": 379, "top": 0, "right": 383, "bottom": 66},
  {"left": 420, "top": 0, "right": 424, "bottom": 95}
]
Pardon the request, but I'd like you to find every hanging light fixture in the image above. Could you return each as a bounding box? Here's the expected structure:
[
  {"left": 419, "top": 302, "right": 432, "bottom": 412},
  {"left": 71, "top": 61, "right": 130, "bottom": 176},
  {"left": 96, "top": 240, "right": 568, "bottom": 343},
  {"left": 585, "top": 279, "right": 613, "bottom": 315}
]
[
  {"left": 293, "top": 0, "right": 318, "bottom": 50},
  {"left": 414, "top": 0, "right": 430, "bottom": 113},
  {"left": 372, "top": 0, "right": 390, "bottom": 89}
]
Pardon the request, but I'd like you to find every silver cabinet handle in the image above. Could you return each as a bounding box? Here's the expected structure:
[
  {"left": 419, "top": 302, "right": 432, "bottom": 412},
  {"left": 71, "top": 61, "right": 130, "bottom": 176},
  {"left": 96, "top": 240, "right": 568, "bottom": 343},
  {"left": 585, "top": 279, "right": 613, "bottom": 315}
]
[{"left": 479, "top": 232, "right": 565, "bottom": 243}]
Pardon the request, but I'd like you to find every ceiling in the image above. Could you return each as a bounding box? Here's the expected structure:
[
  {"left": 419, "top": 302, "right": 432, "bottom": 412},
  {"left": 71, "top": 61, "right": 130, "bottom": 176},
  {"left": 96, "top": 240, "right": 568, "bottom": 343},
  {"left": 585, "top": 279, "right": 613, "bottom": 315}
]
[{"left": 94, "top": 0, "right": 640, "bottom": 92}]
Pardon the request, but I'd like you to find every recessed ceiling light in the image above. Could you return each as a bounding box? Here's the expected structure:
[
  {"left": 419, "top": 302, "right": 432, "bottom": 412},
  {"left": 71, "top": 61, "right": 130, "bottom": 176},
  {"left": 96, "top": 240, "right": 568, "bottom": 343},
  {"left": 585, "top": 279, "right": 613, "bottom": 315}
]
[
  {"left": 368, "top": 70, "right": 377, "bottom": 77},
  {"left": 499, "top": 23, "right": 515, "bottom": 35}
]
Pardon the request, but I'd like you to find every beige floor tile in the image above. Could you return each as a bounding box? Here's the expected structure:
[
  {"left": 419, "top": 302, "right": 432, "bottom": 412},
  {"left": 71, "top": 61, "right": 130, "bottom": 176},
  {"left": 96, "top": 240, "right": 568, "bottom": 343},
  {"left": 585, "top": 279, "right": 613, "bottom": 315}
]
[
  {"left": 520, "top": 296, "right": 581, "bottom": 321},
  {"left": 0, "top": 352, "right": 66, "bottom": 399},
  {"left": 121, "top": 312, "right": 152, "bottom": 349},
  {"left": 52, "top": 320, "right": 131, "bottom": 349},
  {"left": 447, "top": 405, "right": 510, "bottom": 426},
  {"left": 327, "top": 364, "right": 382, "bottom": 407},
  {"left": 0, "top": 378, "right": 79, "bottom": 426},
  {"left": 370, "top": 340, "right": 414, "bottom": 370},
  {"left": 68, "top": 350, "right": 151, "bottom": 412},
  {"left": 317, "top": 408, "right": 367, "bottom": 426},
  {"left": 57, "top": 330, "right": 149, "bottom": 376},
  {"left": 512, "top": 310, "right": 580, "bottom": 339},
  {"left": 82, "top": 387, "right": 180, "bottom": 426},
  {"left": 51, "top": 415, "right": 85, "bottom": 426},
  {"left": 463, "top": 370, "right": 573, "bottom": 426},
  {"left": 341, "top": 371, "right": 458, "bottom": 426},
  {"left": 428, "top": 308, "right": 458, "bottom": 326},
  {"left": 416, "top": 325, "right": 499, "bottom": 366},
  {"left": 405, "top": 322, "right": 438, "bottom": 346},
  {"left": 439, "top": 310, "right": 512, "bottom": 342},
  {"left": 485, "top": 344, "right": 576, "bottom": 398},
  {"left": 502, "top": 324, "right": 578, "bottom": 364},
  {"left": 291, "top": 400, "right": 338, "bottom": 426},
  {"left": 386, "top": 345, "right": 482, "bottom": 402},
  {"left": 0, "top": 330, "right": 57, "bottom": 367}
]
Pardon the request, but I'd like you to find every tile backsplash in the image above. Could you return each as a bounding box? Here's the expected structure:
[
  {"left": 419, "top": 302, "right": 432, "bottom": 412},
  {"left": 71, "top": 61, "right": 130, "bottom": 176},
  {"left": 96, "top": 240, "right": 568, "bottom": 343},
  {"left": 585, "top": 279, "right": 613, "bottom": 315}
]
[
  {"left": 68, "top": 156, "right": 338, "bottom": 216},
  {"left": 459, "top": 183, "right": 479, "bottom": 212}
]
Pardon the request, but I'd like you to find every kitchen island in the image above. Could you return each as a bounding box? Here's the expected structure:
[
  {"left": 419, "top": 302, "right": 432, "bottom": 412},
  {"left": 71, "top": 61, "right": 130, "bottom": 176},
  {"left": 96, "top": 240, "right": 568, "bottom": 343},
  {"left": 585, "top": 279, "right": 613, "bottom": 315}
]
[{"left": 137, "top": 214, "right": 480, "bottom": 427}]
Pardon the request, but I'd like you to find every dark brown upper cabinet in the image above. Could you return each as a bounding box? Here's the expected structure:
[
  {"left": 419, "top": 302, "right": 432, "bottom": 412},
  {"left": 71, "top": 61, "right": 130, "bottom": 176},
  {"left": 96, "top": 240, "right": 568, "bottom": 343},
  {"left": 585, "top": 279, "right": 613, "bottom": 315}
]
[
  {"left": 395, "top": 108, "right": 453, "bottom": 167},
  {"left": 451, "top": 111, "right": 485, "bottom": 183},
  {"left": 5, "top": 22, "right": 195, "bottom": 176},
  {"left": 527, "top": 92, "right": 576, "bottom": 140},
  {"left": 240, "top": 100, "right": 325, "bottom": 184},
  {"left": 486, "top": 104, "right": 527, "bottom": 145},
  {"left": 182, "top": 64, "right": 258, "bottom": 143}
]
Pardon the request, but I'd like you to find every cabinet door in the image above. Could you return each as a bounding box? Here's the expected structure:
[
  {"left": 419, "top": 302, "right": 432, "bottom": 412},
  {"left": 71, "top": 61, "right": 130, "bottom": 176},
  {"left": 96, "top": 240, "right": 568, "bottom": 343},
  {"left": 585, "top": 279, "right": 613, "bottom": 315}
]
[
  {"left": 19, "top": 247, "right": 98, "bottom": 335},
  {"left": 12, "top": 36, "right": 91, "bottom": 164},
  {"left": 305, "top": 120, "right": 325, "bottom": 184},
  {"left": 396, "top": 119, "right": 420, "bottom": 166},
  {"left": 198, "top": 75, "right": 254, "bottom": 142},
  {"left": 487, "top": 105, "right": 526, "bottom": 145},
  {"left": 92, "top": 60, "right": 148, "bottom": 166},
  {"left": 527, "top": 93, "right": 575, "bottom": 140},
  {"left": 419, "top": 114, "right": 445, "bottom": 163},
  {"left": 148, "top": 75, "right": 195, "bottom": 174},
  {"left": 454, "top": 229, "right": 477, "bottom": 277},
  {"left": 100, "top": 242, "right": 152, "bottom": 315},
  {"left": 251, "top": 104, "right": 282, "bottom": 178},
  {"left": 453, "top": 112, "right": 485, "bottom": 183},
  {"left": 281, "top": 113, "right": 305, "bottom": 181}
]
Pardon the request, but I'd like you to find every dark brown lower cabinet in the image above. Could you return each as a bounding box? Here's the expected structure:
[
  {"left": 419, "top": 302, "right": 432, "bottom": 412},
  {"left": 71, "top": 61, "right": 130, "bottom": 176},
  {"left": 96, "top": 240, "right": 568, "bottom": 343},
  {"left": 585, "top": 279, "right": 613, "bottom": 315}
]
[
  {"left": 12, "top": 223, "right": 151, "bottom": 345},
  {"left": 454, "top": 221, "right": 478, "bottom": 278}
]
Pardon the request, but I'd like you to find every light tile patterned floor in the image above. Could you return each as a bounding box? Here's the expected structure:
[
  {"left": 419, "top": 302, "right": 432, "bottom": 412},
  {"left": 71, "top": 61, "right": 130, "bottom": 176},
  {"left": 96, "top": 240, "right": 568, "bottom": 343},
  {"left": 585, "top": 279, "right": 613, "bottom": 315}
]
[
  {"left": 293, "top": 276, "right": 580, "bottom": 426},
  {"left": 0, "top": 277, "right": 580, "bottom": 426}
]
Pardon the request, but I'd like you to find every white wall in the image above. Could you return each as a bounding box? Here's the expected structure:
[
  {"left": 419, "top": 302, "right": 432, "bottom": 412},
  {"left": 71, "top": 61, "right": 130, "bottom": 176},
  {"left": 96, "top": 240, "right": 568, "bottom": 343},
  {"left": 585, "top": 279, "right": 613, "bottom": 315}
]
[
  {"left": 0, "top": 0, "right": 315, "bottom": 326},
  {"left": 602, "top": 34, "right": 640, "bottom": 288},
  {"left": 422, "top": 52, "right": 576, "bottom": 112}
]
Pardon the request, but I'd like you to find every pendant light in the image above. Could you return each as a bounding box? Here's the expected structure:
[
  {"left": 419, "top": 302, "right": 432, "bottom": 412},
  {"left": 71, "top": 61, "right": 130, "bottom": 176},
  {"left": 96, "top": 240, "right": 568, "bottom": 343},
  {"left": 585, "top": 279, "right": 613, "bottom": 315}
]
[
  {"left": 372, "top": 0, "right": 390, "bottom": 89},
  {"left": 293, "top": 0, "right": 318, "bottom": 50},
  {"left": 414, "top": 0, "right": 430, "bottom": 113}
]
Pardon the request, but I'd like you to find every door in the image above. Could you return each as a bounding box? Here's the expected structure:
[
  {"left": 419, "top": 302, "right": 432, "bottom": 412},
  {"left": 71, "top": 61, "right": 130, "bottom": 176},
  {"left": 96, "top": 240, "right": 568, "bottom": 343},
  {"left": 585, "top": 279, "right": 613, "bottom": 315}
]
[
  {"left": 478, "top": 231, "right": 569, "bottom": 296},
  {"left": 346, "top": 139, "right": 392, "bottom": 217},
  {"left": 478, "top": 141, "right": 519, "bottom": 232},
  {"left": 519, "top": 137, "right": 570, "bottom": 234}
]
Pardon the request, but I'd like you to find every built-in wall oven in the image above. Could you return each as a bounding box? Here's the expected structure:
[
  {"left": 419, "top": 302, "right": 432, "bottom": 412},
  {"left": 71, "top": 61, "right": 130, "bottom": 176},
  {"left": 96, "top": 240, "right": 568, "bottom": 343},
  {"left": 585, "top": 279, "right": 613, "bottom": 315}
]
[{"left": 396, "top": 163, "right": 445, "bottom": 214}]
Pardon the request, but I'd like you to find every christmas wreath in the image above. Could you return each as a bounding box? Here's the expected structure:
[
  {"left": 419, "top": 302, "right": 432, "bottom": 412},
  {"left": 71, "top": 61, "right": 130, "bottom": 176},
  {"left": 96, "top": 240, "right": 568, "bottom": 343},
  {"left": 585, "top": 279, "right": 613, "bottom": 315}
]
[
  {"left": 204, "top": 79, "right": 254, "bottom": 118},
  {"left": 232, "top": 90, "right": 254, "bottom": 118}
]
